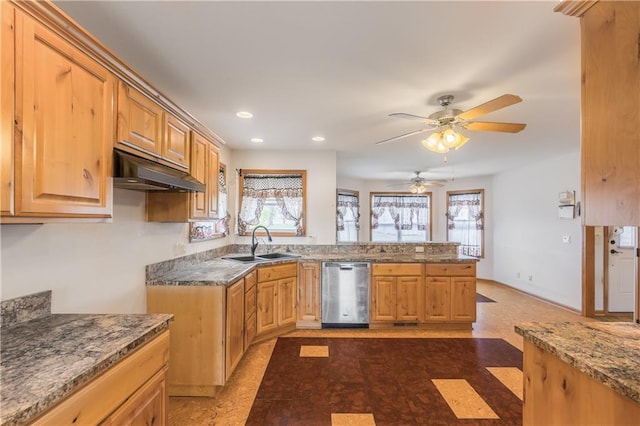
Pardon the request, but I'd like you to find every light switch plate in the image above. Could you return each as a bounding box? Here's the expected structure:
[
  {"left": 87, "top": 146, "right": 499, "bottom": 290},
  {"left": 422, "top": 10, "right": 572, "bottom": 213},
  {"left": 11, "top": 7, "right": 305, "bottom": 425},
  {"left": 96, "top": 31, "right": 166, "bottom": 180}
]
[
  {"left": 415, "top": 246, "right": 425, "bottom": 253},
  {"left": 562, "top": 235, "right": 571, "bottom": 244}
]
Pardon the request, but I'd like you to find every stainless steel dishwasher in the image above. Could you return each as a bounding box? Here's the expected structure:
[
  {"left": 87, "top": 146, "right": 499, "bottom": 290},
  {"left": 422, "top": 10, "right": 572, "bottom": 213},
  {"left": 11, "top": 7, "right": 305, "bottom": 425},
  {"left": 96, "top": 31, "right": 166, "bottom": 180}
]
[{"left": 321, "top": 262, "right": 370, "bottom": 328}]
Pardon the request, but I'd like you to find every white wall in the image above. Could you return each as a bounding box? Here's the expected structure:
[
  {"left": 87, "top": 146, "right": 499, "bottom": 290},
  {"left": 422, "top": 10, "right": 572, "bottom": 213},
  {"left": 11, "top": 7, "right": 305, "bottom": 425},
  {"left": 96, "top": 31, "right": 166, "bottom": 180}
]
[
  {"left": 233, "top": 149, "right": 337, "bottom": 245},
  {"left": 0, "top": 146, "right": 234, "bottom": 313},
  {"left": 492, "top": 150, "right": 582, "bottom": 310}
]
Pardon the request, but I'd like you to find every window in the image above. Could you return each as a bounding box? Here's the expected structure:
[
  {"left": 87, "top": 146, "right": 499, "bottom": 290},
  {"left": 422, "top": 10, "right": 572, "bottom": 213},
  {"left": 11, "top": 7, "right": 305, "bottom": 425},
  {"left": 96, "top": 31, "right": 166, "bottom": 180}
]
[
  {"left": 237, "top": 170, "right": 306, "bottom": 236},
  {"left": 337, "top": 189, "right": 360, "bottom": 242},
  {"left": 616, "top": 226, "right": 637, "bottom": 249},
  {"left": 446, "top": 190, "right": 484, "bottom": 257},
  {"left": 215, "top": 163, "right": 230, "bottom": 236},
  {"left": 370, "top": 193, "right": 431, "bottom": 242}
]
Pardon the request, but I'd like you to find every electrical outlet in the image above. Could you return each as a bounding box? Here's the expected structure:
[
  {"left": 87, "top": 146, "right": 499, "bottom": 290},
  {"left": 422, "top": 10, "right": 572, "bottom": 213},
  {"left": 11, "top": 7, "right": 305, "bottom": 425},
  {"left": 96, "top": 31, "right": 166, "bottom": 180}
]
[
  {"left": 415, "top": 246, "right": 425, "bottom": 253},
  {"left": 528, "top": 275, "right": 534, "bottom": 282},
  {"left": 562, "top": 235, "right": 571, "bottom": 244}
]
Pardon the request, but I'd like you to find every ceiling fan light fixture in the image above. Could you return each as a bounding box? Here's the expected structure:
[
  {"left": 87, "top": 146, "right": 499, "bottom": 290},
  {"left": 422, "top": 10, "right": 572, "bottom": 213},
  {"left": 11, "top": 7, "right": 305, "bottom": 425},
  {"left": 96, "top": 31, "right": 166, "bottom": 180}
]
[
  {"left": 454, "top": 133, "right": 470, "bottom": 150},
  {"left": 409, "top": 183, "right": 426, "bottom": 194}
]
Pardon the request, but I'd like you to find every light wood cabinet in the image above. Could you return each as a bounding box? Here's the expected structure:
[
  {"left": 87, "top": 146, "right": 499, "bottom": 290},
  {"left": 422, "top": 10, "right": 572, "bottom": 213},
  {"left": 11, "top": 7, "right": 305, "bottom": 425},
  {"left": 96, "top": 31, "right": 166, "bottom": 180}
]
[
  {"left": 3, "top": 6, "right": 114, "bottom": 221},
  {"left": 145, "top": 132, "right": 220, "bottom": 222},
  {"left": 297, "top": 262, "right": 321, "bottom": 328},
  {"left": 556, "top": 1, "right": 640, "bottom": 226},
  {"left": 1, "top": 2, "right": 15, "bottom": 217},
  {"left": 163, "top": 113, "right": 190, "bottom": 170},
  {"left": 256, "top": 262, "right": 297, "bottom": 339},
  {"left": 370, "top": 263, "right": 423, "bottom": 324},
  {"left": 244, "top": 271, "right": 257, "bottom": 348},
  {"left": 31, "top": 331, "right": 169, "bottom": 425},
  {"left": 424, "top": 263, "right": 477, "bottom": 325},
  {"left": 225, "top": 280, "right": 244, "bottom": 382}
]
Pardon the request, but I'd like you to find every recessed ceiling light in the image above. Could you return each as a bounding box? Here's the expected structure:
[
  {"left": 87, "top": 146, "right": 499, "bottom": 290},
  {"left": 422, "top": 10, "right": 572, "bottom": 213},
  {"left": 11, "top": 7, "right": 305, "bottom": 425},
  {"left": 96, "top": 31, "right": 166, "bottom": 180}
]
[
  {"left": 312, "top": 136, "right": 325, "bottom": 142},
  {"left": 251, "top": 138, "right": 264, "bottom": 143},
  {"left": 236, "top": 111, "right": 253, "bottom": 118}
]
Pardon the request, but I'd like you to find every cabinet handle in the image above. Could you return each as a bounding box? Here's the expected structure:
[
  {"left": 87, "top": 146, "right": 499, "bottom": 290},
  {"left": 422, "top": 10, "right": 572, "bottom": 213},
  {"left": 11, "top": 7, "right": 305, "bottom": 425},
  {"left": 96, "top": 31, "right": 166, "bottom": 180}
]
[{"left": 83, "top": 168, "right": 93, "bottom": 184}]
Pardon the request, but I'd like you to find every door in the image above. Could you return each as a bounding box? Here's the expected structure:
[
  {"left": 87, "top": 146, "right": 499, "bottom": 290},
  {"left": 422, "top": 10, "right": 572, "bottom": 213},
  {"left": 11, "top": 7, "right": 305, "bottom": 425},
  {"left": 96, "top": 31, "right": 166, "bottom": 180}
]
[
  {"left": 425, "top": 277, "right": 450, "bottom": 321},
  {"left": 225, "top": 280, "right": 244, "bottom": 380},
  {"left": 371, "top": 276, "right": 395, "bottom": 321},
  {"left": 1, "top": 2, "right": 14, "bottom": 216},
  {"left": 396, "top": 276, "right": 421, "bottom": 321},
  {"left": 608, "top": 226, "right": 637, "bottom": 312},
  {"left": 451, "top": 277, "right": 476, "bottom": 321},
  {"left": 277, "top": 277, "right": 297, "bottom": 327},
  {"left": 164, "top": 113, "right": 190, "bottom": 170},
  {"left": 257, "top": 281, "right": 277, "bottom": 334},
  {"left": 190, "top": 133, "right": 209, "bottom": 219}
]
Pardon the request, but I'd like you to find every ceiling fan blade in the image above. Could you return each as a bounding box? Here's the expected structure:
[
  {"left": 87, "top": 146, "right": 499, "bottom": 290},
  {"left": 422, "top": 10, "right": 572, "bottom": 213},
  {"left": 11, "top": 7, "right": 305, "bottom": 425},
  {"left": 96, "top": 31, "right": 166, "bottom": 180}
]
[
  {"left": 375, "top": 129, "right": 429, "bottom": 145},
  {"left": 464, "top": 121, "right": 526, "bottom": 133},
  {"left": 457, "top": 94, "right": 523, "bottom": 121}
]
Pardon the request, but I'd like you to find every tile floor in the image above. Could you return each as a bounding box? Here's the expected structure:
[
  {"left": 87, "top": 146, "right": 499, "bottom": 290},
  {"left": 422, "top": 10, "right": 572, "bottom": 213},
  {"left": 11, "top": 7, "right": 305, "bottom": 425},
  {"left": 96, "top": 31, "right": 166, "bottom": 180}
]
[{"left": 168, "top": 280, "right": 593, "bottom": 425}]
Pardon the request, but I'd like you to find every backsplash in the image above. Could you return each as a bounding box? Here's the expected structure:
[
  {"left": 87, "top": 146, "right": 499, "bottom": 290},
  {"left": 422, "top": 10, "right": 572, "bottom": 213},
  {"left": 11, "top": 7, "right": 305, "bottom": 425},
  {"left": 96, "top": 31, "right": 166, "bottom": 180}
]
[
  {"left": 0, "top": 291, "right": 52, "bottom": 328},
  {"left": 146, "top": 242, "right": 459, "bottom": 279}
]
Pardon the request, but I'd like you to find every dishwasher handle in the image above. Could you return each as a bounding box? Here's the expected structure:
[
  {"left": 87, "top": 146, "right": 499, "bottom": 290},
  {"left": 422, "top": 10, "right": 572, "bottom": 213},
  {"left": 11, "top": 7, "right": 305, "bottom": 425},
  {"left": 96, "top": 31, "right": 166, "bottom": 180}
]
[{"left": 323, "top": 262, "right": 370, "bottom": 270}]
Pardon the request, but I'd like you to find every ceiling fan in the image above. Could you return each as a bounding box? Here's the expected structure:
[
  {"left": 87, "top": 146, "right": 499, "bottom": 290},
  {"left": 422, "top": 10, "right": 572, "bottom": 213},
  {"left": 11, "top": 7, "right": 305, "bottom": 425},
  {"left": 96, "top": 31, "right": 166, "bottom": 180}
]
[
  {"left": 389, "top": 171, "right": 446, "bottom": 194},
  {"left": 376, "top": 94, "right": 526, "bottom": 153}
]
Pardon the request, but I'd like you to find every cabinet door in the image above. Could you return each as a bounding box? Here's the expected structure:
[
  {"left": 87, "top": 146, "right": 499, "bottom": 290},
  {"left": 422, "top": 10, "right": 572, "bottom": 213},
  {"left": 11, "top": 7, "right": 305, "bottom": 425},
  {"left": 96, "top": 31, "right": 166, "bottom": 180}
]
[
  {"left": 297, "top": 262, "right": 320, "bottom": 324},
  {"left": 1, "top": 2, "right": 14, "bottom": 216},
  {"left": 116, "top": 81, "right": 163, "bottom": 158},
  {"left": 396, "top": 276, "right": 422, "bottom": 321},
  {"left": 581, "top": 1, "right": 640, "bottom": 225},
  {"left": 371, "top": 276, "right": 396, "bottom": 321},
  {"left": 277, "top": 277, "right": 297, "bottom": 327},
  {"left": 16, "top": 12, "right": 114, "bottom": 217},
  {"left": 189, "top": 133, "right": 209, "bottom": 219},
  {"left": 257, "top": 280, "right": 278, "bottom": 335},
  {"left": 207, "top": 143, "right": 219, "bottom": 218},
  {"left": 425, "top": 277, "right": 451, "bottom": 321},
  {"left": 451, "top": 277, "right": 476, "bottom": 321},
  {"left": 225, "top": 280, "right": 245, "bottom": 381},
  {"left": 101, "top": 367, "right": 168, "bottom": 426},
  {"left": 244, "top": 278, "right": 256, "bottom": 349},
  {"left": 163, "top": 113, "right": 190, "bottom": 170}
]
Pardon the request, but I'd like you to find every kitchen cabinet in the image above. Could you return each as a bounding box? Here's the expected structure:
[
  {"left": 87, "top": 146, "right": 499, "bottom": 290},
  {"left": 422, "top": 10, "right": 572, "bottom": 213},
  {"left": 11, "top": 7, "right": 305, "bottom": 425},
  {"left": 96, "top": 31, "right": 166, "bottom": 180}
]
[
  {"left": 31, "top": 331, "right": 169, "bottom": 425},
  {"left": 117, "top": 82, "right": 191, "bottom": 172},
  {"left": 556, "top": 1, "right": 640, "bottom": 226},
  {"left": 225, "top": 279, "right": 244, "bottom": 382},
  {"left": 297, "top": 262, "right": 321, "bottom": 328},
  {"left": 256, "top": 262, "right": 297, "bottom": 340},
  {"left": 370, "top": 263, "right": 423, "bottom": 325},
  {"left": 425, "top": 263, "right": 477, "bottom": 325},
  {"left": 145, "top": 132, "right": 220, "bottom": 222},
  {"left": 244, "top": 271, "right": 257, "bottom": 348},
  {"left": 1, "top": 2, "right": 14, "bottom": 217},
  {"left": 2, "top": 5, "right": 114, "bottom": 222}
]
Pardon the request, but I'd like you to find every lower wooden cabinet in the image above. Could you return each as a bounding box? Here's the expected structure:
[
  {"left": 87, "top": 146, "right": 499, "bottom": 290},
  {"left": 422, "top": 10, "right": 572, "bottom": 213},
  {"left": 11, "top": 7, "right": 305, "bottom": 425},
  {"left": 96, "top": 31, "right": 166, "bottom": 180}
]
[
  {"left": 425, "top": 264, "right": 477, "bottom": 324},
  {"left": 244, "top": 271, "right": 257, "bottom": 349},
  {"left": 370, "top": 263, "right": 423, "bottom": 324},
  {"left": 31, "top": 331, "right": 169, "bottom": 425},
  {"left": 297, "top": 262, "right": 321, "bottom": 328},
  {"left": 225, "top": 280, "right": 244, "bottom": 382},
  {"left": 256, "top": 262, "right": 297, "bottom": 339}
]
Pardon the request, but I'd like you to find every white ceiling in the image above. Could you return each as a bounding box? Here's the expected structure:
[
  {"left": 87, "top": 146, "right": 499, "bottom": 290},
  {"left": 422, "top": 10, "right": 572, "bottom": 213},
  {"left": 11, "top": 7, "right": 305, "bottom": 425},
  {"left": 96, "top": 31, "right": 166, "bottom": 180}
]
[{"left": 54, "top": 0, "right": 581, "bottom": 183}]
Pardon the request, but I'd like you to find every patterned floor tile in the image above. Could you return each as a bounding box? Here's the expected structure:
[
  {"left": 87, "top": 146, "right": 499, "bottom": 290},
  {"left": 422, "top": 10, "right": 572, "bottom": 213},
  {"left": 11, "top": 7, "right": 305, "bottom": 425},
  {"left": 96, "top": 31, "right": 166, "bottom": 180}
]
[
  {"left": 300, "top": 345, "right": 330, "bottom": 357},
  {"left": 331, "top": 413, "right": 376, "bottom": 426},
  {"left": 432, "top": 378, "right": 499, "bottom": 419},
  {"left": 487, "top": 366, "right": 524, "bottom": 400}
]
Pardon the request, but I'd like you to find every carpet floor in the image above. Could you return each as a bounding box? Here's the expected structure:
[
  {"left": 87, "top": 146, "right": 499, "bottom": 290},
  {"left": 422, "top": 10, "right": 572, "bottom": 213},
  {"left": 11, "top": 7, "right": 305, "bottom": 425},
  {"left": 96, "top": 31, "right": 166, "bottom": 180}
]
[{"left": 246, "top": 337, "right": 523, "bottom": 426}]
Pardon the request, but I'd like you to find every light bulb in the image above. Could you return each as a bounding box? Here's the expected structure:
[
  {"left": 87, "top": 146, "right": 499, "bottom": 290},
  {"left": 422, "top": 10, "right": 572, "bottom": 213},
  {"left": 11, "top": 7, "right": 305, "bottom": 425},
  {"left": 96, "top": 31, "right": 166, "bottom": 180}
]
[
  {"left": 435, "top": 141, "right": 450, "bottom": 154},
  {"left": 454, "top": 133, "right": 470, "bottom": 150},
  {"left": 442, "top": 128, "right": 460, "bottom": 148},
  {"left": 422, "top": 132, "right": 442, "bottom": 152}
]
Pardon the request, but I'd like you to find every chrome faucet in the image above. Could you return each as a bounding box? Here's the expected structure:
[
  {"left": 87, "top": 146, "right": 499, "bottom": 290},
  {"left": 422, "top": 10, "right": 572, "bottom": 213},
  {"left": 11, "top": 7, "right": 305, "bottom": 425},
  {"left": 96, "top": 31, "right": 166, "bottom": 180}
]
[{"left": 251, "top": 226, "right": 272, "bottom": 257}]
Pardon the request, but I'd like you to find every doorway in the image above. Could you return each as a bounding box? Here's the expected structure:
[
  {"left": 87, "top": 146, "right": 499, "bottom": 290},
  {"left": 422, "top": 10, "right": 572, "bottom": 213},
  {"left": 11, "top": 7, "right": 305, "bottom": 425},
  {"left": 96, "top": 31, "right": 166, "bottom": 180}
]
[{"left": 584, "top": 226, "right": 638, "bottom": 322}]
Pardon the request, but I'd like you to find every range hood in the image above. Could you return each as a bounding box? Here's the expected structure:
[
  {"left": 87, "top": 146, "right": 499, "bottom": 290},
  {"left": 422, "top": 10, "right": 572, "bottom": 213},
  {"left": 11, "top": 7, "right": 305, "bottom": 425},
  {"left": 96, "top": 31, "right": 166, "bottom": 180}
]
[{"left": 113, "top": 148, "right": 205, "bottom": 192}]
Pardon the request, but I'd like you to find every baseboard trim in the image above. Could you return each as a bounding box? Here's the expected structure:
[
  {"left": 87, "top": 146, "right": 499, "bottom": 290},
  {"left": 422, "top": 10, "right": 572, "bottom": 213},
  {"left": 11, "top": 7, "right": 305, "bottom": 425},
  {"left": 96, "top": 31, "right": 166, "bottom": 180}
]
[{"left": 481, "top": 279, "right": 582, "bottom": 315}]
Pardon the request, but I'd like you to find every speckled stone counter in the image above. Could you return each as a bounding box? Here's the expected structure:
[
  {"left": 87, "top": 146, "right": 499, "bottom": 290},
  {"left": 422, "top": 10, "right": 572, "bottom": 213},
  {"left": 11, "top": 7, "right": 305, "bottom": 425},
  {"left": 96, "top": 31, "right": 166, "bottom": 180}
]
[
  {"left": 146, "top": 253, "right": 476, "bottom": 287},
  {"left": 0, "top": 313, "right": 173, "bottom": 425},
  {"left": 515, "top": 321, "right": 640, "bottom": 403}
]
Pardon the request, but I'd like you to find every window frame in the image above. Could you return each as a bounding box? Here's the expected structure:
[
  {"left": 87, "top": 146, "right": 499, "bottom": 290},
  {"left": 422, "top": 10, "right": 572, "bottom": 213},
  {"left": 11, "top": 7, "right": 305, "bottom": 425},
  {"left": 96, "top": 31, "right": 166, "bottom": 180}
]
[
  {"left": 237, "top": 169, "right": 307, "bottom": 237},
  {"left": 369, "top": 191, "right": 433, "bottom": 242},
  {"left": 446, "top": 189, "right": 485, "bottom": 258},
  {"left": 336, "top": 188, "right": 360, "bottom": 243}
]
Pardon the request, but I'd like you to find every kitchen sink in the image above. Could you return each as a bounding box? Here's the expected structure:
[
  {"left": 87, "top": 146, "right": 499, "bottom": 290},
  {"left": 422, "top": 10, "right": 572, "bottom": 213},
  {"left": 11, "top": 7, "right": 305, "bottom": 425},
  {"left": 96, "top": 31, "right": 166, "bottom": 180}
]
[
  {"left": 221, "top": 255, "right": 266, "bottom": 263},
  {"left": 256, "top": 252, "right": 301, "bottom": 260}
]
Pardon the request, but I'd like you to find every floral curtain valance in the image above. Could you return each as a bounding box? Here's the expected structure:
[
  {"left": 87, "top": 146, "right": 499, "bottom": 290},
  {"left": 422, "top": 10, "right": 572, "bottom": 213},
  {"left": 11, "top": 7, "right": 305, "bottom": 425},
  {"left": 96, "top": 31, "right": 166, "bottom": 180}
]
[
  {"left": 241, "top": 174, "right": 303, "bottom": 198},
  {"left": 371, "top": 195, "right": 429, "bottom": 231}
]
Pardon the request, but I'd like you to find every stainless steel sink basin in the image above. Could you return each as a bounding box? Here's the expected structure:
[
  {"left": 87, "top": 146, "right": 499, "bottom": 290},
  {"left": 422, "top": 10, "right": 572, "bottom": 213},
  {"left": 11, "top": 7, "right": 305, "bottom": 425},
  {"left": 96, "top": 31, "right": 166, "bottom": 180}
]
[
  {"left": 257, "top": 252, "right": 301, "bottom": 260},
  {"left": 222, "top": 255, "right": 265, "bottom": 263}
]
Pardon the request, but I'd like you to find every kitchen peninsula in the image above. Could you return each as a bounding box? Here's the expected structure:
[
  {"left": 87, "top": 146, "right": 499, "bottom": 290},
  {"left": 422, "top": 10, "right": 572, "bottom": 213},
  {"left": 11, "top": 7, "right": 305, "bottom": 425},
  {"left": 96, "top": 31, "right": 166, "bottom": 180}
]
[
  {"left": 146, "top": 242, "right": 478, "bottom": 397},
  {"left": 516, "top": 322, "right": 640, "bottom": 425}
]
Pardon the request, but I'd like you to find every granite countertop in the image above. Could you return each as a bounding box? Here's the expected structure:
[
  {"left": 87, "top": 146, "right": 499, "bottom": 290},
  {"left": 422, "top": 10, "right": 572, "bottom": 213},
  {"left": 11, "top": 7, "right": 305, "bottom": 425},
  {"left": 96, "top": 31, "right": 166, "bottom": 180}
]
[
  {"left": 0, "top": 313, "right": 173, "bottom": 426},
  {"left": 515, "top": 321, "right": 640, "bottom": 404},
  {"left": 146, "top": 253, "right": 476, "bottom": 287}
]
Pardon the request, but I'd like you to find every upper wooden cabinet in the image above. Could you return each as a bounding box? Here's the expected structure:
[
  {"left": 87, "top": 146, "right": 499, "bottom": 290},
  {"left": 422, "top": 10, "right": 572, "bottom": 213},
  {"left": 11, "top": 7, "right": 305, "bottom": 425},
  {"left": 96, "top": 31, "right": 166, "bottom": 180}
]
[
  {"left": 557, "top": 1, "right": 640, "bottom": 225},
  {"left": 116, "top": 82, "right": 190, "bottom": 171},
  {"left": 4, "top": 6, "right": 114, "bottom": 221},
  {"left": 1, "top": 2, "right": 15, "bottom": 217}
]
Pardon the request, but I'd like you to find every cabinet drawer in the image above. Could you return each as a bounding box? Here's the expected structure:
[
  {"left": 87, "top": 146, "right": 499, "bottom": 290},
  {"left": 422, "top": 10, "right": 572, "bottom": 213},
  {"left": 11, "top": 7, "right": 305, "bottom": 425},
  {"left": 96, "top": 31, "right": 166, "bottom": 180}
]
[
  {"left": 258, "top": 263, "right": 297, "bottom": 282},
  {"left": 425, "top": 263, "right": 476, "bottom": 277},
  {"left": 372, "top": 263, "right": 423, "bottom": 276},
  {"left": 244, "top": 271, "right": 256, "bottom": 292}
]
